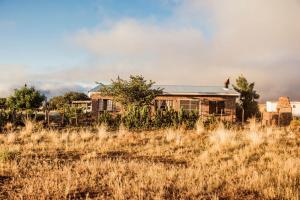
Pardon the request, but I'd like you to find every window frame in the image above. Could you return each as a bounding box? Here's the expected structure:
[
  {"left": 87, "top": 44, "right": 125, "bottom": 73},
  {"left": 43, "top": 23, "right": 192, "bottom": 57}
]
[
  {"left": 209, "top": 101, "right": 225, "bottom": 115},
  {"left": 155, "top": 100, "right": 173, "bottom": 111},
  {"left": 179, "top": 99, "right": 199, "bottom": 113},
  {"left": 99, "top": 99, "right": 114, "bottom": 112}
]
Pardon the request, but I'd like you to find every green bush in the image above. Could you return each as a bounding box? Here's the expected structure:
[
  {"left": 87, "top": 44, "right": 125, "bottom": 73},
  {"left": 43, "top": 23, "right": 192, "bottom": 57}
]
[
  {"left": 153, "top": 109, "right": 179, "bottom": 128},
  {"left": 98, "top": 111, "right": 121, "bottom": 130},
  {"left": 0, "top": 110, "right": 10, "bottom": 131},
  {"left": 122, "top": 105, "right": 151, "bottom": 130}
]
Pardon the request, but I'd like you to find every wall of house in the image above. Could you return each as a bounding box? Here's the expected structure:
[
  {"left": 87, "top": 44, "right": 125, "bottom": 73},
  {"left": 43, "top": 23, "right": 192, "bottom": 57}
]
[
  {"left": 265, "top": 100, "right": 300, "bottom": 117},
  {"left": 291, "top": 102, "right": 300, "bottom": 117},
  {"left": 90, "top": 93, "right": 237, "bottom": 121}
]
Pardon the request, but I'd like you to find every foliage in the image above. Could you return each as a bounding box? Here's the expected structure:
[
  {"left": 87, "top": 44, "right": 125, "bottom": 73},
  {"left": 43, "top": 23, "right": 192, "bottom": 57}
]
[
  {"left": 153, "top": 109, "right": 179, "bottom": 128},
  {"left": 95, "top": 106, "right": 200, "bottom": 130},
  {"left": 233, "top": 75, "right": 260, "bottom": 122},
  {"left": 6, "top": 85, "right": 46, "bottom": 111},
  {"left": 179, "top": 110, "right": 200, "bottom": 129},
  {"left": 99, "top": 75, "right": 163, "bottom": 109},
  {"left": 49, "top": 92, "right": 89, "bottom": 110},
  {"left": 122, "top": 105, "right": 152, "bottom": 130},
  {"left": 0, "top": 110, "right": 10, "bottom": 131},
  {"left": 0, "top": 98, "right": 7, "bottom": 109},
  {"left": 98, "top": 111, "right": 121, "bottom": 130},
  {"left": 48, "top": 96, "right": 65, "bottom": 110}
]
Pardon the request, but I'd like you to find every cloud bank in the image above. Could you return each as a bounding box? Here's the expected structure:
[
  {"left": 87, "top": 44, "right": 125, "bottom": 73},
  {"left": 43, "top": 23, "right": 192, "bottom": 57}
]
[
  {"left": 70, "top": 0, "right": 300, "bottom": 101},
  {"left": 1, "top": 0, "right": 300, "bottom": 101}
]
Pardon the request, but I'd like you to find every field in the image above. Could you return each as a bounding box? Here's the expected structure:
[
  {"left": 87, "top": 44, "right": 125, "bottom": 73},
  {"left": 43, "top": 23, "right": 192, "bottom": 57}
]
[{"left": 0, "top": 121, "right": 299, "bottom": 199}]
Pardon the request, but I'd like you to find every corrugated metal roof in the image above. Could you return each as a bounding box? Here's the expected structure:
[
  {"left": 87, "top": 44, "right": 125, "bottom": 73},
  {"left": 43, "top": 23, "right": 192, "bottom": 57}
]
[{"left": 89, "top": 84, "right": 240, "bottom": 96}]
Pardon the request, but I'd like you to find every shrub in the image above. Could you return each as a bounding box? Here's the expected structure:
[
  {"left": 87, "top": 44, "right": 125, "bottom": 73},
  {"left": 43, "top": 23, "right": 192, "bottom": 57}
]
[
  {"left": 98, "top": 111, "right": 121, "bottom": 130},
  {"left": 153, "top": 109, "right": 179, "bottom": 128},
  {"left": 202, "top": 115, "right": 218, "bottom": 130},
  {"left": 290, "top": 119, "right": 300, "bottom": 131},
  {"left": 180, "top": 110, "right": 199, "bottom": 129},
  {"left": 122, "top": 105, "right": 151, "bottom": 130},
  {"left": 0, "top": 110, "right": 10, "bottom": 132}
]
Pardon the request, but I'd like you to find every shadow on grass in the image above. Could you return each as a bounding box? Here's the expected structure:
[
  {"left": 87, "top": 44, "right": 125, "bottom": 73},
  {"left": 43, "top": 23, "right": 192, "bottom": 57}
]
[{"left": 97, "top": 150, "right": 188, "bottom": 167}]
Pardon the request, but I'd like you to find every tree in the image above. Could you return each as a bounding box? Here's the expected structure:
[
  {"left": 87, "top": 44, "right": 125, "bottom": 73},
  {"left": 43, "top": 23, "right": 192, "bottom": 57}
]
[
  {"left": 0, "top": 98, "right": 7, "bottom": 109},
  {"left": 6, "top": 85, "right": 46, "bottom": 111},
  {"left": 233, "top": 75, "right": 260, "bottom": 122},
  {"left": 49, "top": 92, "right": 89, "bottom": 110},
  {"left": 99, "top": 75, "right": 163, "bottom": 109}
]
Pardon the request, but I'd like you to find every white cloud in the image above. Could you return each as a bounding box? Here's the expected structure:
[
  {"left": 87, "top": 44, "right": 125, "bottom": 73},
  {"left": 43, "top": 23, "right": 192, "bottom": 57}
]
[
  {"left": 0, "top": 64, "right": 90, "bottom": 98},
  {"left": 2, "top": 0, "right": 300, "bottom": 101},
  {"left": 71, "top": 0, "right": 300, "bottom": 100}
]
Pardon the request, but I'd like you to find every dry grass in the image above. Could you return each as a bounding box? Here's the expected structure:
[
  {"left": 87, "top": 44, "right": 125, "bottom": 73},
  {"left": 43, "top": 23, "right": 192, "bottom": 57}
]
[{"left": 0, "top": 121, "right": 299, "bottom": 200}]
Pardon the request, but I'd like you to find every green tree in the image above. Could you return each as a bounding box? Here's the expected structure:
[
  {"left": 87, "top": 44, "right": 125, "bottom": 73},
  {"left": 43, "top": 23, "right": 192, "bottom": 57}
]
[
  {"left": 99, "top": 75, "right": 163, "bottom": 109},
  {"left": 49, "top": 92, "right": 89, "bottom": 110},
  {"left": 6, "top": 85, "right": 46, "bottom": 111},
  {"left": 0, "top": 98, "right": 7, "bottom": 109},
  {"left": 63, "top": 92, "right": 89, "bottom": 104},
  {"left": 233, "top": 75, "right": 260, "bottom": 122}
]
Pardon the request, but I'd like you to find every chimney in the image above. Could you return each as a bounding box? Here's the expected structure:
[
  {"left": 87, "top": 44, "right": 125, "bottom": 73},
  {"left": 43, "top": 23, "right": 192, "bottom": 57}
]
[{"left": 224, "top": 78, "right": 230, "bottom": 89}]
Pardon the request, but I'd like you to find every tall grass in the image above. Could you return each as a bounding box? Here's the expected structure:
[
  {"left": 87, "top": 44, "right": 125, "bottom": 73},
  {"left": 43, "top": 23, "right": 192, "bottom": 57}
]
[{"left": 0, "top": 121, "right": 299, "bottom": 199}]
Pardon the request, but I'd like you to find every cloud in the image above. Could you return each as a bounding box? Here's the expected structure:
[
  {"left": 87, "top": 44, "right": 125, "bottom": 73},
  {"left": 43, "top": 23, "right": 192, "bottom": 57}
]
[
  {"left": 1, "top": 0, "right": 300, "bottom": 101},
  {"left": 71, "top": 0, "right": 300, "bottom": 101},
  {"left": 0, "top": 64, "right": 91, "bottom": 98}
]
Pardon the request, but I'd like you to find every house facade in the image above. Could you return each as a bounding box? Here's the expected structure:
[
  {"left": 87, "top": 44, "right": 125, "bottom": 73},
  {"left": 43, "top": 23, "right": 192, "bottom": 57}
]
[
  {"left": 88, "top": 85, "right": 240, "bottom": 122},
  {"left": 262, "top": 96, "right": 300, "bottom": 126}
]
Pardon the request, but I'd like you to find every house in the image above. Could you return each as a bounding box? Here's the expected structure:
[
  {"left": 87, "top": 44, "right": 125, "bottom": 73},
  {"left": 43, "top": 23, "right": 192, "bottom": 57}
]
[
  {"left": 262, "top": 96, "right": 299, "bottom": 126},
  {"left": 88, "top": 83, "right": 240, "bottom": 122}
]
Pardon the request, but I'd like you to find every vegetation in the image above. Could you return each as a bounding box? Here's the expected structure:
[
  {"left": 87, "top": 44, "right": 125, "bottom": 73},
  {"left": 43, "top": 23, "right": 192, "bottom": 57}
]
[
  {"left": 233, "top": 75, "right": 260, "bottom": 122},
  {"left": 99, "top": 75, "right": 163, "bottom": 109},
  {"left": 6, "top": 85, "right": 45, "bottom": 111},
  {"left": 0, "top": 121, "right": 299, "bottom": 199},
  {"left": 49, "top": 92, "right": 89, "bottom": 110},
  {"left": 97, "top": 107, "right": 200, "bottom": 131},
  {"left": 290, "top": 119, "right": 300, "bottom": 131},
  {"left": 0, "top": 98, "right": 7, "bottom": 109}
]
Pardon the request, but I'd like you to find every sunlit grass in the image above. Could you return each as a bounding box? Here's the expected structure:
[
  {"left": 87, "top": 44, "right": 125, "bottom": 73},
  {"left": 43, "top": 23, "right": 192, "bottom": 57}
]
[{"left": 0, "top": 121, "right": 299, "bottom": 199}]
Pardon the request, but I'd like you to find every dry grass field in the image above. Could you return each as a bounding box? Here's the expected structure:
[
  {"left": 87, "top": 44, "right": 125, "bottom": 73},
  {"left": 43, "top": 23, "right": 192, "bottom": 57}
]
[{"left": 0, "top": 121, "right": 299, "bottom": 200}]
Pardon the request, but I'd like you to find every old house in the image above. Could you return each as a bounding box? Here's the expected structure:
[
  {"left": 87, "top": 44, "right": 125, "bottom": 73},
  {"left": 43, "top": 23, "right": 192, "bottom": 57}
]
[
  {"left": 88, "top": 84, "right": 240, "bottom": 122},
  {"left": 262, "top": 96, "right": 300, "bottom": 126}
]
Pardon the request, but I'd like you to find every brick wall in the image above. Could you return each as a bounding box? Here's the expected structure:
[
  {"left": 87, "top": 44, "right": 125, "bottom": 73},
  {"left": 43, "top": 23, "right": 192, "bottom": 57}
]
[{"left": 90, "top": 93, "right": 237, "bottom": 122}]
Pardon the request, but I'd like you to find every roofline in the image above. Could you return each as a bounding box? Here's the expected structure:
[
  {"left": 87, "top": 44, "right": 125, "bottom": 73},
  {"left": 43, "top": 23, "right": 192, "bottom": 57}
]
[
  {"left": 161, "top": 92, "right": 239, "bottom": 96},
  {"left": 88, "top": 91, "right": 239, "bottom": 97}
]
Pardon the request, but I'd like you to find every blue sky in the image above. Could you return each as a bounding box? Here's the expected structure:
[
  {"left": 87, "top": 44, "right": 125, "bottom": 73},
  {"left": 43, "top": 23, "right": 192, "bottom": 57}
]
[
  {"left": 0, "top": 0, "right": 300, "bottom": 100},
  {"left": 0, "top": 0, "right": 176, "bottom": 72}
]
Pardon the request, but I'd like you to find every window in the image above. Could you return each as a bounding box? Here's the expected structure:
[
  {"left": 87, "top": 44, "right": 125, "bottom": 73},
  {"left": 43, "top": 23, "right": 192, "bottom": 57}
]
[
  {"left": 99, "top": 99, "right": 114, "bottom": 111},
  {"left": 155, "top": 100, "right": 173, "bottom": 111},
  {"left": 180, "top": 100, "right": 199, "bottom": 112},
  {"left": 209, "top": 101, "right": 225, "bottom": 115}
]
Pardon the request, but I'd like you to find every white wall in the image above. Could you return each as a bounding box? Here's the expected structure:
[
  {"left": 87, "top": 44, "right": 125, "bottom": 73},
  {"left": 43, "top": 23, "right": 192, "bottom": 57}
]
[
  {"left": 266, "top": 101, "right": 300, "bottom": 117},
  {"left": 291, "top": 102, "right": 300, "bottom": 117},
  {"left": 266, "top": 101, "right": 277, "bottom": 112}
]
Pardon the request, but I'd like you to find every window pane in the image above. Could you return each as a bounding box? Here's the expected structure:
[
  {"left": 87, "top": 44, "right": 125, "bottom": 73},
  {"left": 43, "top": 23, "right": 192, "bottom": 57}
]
[
  {"left": 107, "top": 100, "right": 113, "bottom": 111},
  {"left": 156, "top": 100, "right": 173, "bottom": 110},
  {"left": 209, "top": 101, "right": 225, "bottom": 114},
  {"left": 180, "top": 100, "right": 199, "bottom": 112}
]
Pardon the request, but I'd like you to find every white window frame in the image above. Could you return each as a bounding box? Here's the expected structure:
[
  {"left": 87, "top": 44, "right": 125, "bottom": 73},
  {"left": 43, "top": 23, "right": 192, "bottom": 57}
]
[{"left": 180, "top": 100, "right": 199, "bottom": 113}]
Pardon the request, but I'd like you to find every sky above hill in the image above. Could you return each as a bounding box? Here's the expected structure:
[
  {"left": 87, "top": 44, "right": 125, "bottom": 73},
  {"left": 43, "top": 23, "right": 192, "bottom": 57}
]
[{"left": 0, "top": 0, "right": 300, "bottom": 100}]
